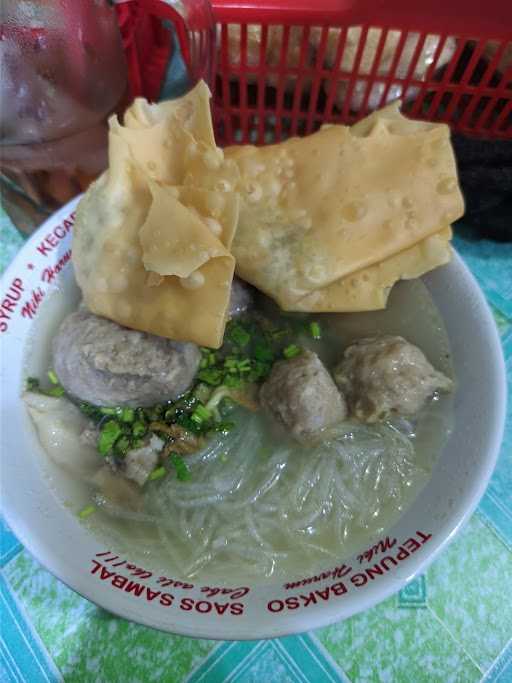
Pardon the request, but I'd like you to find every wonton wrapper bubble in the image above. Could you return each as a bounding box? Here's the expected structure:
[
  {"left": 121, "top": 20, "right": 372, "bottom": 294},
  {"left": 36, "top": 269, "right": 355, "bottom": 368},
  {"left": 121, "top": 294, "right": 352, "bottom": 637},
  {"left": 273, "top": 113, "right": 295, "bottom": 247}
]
[
  {"left": 176, "top": 186, "right": 239, "bottom": 251},
  {"left": 73, "top": 107, "right": 236, "bottom": 349},
  {"left": 214, "top": 103, "right": 463, "bottom": 309},
  {"left": 183, "top": 144, "right": 241, "bottom": 194}
]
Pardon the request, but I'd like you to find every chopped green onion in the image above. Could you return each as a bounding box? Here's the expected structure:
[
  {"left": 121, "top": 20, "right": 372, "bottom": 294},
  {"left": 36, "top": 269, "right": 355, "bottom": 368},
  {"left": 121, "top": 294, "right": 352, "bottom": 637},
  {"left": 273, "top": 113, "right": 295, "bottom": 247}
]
[
  {"left": 149, "top": 466, "right": 167, "bottom": 481},
  {"left": 237, "top": 359, "right": 251, "bottom": 373},
  {"left": 224, "top": 374, "right": 242, "bottom": 389},
  {"left": 190, "top": 403, "right": 212, "bottom": 425},
  {"left": 200, "top": 347, "right": 216, "bottom": 364},
  {"left": 78, "top": 505, "right": 96, "bottom": 519},
  {"left": 283, "top": 344, "right": 302, "bottom": 359},
  {"left": 131, "top": 438, "right": 146, "bottom": 449},
  {"left": 170, "top": 453, "right": 191, "bottom": 481},
  {"left": 247, "top": 361, "right": 271, "bottom": 383},
  {"left": 100, "top": 407, "right": 118, "bottom": 415},
  {"left": 121, "top": 407, "right": 135, "bottom": 423},
  {"left": 114, "top": 435, "right": 130, "bottom": 456},
  {"left": 228, "top": 324, "right": 251, "bottom": 347},
  {"left": 178, "top": 393, "right": 197, "bottom": 411},
  {"left": 197, "top": 368, "right": 223, "bottom": 386},
  {"left": 80, "top": 402, "right": 101, "bottom": 419},
  {"left": 26, "top": 377, "right": 40, "bottom": 391},
  {"left": 309, "top": 321, "right": 322, "bottom": 340},
  {"left": 176, "top": 413, "right": 202, "bottom": 434},
  {"left": 98, "top": 420, "right": 122, "bottom": 455},
  {"left": 48, "top": 369, "right": 59, "bottom": 385},
  {"left": 270, "top": 328, "right": 289, "bottom": 342},
  {"left": 254, "top": 344, "right": 274, "bottom": 362},
  {"left": 47, "top": 385, "right": 65, "bottom": 397},
  {"left": 215, "top": 420, "right": 235, "bottom": 435},
  {"left": 132, "top": 421, "right": 146, "bottom": 438},
  {"left": 197, "top": 404, "right": 212, "bottom": 420},
  {"left": 27, "top": 373, "right": 65, "bottom": 397}
]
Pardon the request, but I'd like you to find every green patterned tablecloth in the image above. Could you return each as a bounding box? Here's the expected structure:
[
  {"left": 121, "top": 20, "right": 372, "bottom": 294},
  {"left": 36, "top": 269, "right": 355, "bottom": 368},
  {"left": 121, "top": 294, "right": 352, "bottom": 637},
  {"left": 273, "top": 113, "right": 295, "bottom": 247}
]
[{"left": 1, "top": 209, "right": 511, "bottom": 683}]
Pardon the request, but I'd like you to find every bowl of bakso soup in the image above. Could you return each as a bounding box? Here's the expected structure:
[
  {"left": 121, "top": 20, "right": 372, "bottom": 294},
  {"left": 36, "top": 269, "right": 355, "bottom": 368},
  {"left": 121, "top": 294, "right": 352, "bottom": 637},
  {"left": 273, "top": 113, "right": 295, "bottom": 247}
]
[{"left": 1, "top": 84, "right": 506, "bottom": 640}]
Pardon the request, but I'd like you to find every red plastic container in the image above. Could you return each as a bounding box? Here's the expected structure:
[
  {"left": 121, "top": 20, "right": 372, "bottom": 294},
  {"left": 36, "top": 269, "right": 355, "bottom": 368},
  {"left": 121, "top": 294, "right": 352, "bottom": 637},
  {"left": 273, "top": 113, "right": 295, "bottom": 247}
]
[{"left": 211, "top": 0, "right": 512, "bottom": 144}]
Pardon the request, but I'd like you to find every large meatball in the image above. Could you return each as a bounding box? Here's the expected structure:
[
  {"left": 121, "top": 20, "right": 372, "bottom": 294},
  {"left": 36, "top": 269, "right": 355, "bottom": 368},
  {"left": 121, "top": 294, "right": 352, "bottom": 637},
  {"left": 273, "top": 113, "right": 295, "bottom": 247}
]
[
  {"left": 260, "top": 350, "right": 346, "bottom": 443},
  {"left": 53, "top": 307, "right": 200, "bottom": 407},
  {"left": 334, "top": 335, "right": 453, "bottom": 423}
]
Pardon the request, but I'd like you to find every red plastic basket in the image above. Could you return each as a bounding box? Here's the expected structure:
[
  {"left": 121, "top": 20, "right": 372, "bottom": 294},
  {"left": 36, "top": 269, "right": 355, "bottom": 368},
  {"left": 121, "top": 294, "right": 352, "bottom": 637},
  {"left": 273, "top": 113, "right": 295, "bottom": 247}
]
[{"left": 211, "top": 0, "right": 512, "bottom": 144}]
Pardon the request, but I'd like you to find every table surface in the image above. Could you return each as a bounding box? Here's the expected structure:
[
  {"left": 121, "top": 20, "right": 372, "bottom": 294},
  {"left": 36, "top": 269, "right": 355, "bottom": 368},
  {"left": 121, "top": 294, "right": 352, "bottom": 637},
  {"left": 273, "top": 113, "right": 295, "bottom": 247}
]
[{"left": 1, "top": 210, "right": 511, "bottom": 683}]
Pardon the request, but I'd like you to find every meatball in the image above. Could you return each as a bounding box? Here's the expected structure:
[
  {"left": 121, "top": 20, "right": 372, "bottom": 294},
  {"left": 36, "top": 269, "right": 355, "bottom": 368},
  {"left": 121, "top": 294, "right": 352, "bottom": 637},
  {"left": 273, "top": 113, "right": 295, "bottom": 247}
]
[
  {"left": 228, "top": 277, "right": 253, "bottom": 318},
  {"left": 53, "top": 308, "right": 200, "bottom": 407},
  {"left": 260, "top": 349, "right": 347, "bottom": 443},
  {"left": 334, "top": 335, "right": 453, "bottom": 423},
  {"left": 123, "top": 435, "right": 163, "bottom": 486}
]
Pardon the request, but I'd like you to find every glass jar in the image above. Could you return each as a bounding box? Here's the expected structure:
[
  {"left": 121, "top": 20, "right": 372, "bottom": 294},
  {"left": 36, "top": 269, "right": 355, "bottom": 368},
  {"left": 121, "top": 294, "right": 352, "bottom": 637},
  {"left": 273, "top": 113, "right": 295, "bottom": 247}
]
[{"left": 1, "top": 0, "right": 215, "bottom": 235}]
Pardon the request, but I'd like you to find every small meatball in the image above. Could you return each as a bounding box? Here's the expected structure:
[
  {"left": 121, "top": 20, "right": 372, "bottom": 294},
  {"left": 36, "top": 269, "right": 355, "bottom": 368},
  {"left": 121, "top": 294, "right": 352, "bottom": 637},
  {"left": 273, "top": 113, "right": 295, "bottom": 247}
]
[
  {"left": 260, "top": 350, "right": 346, "bottom": 442},
  {"left": 53, "top": 308, "right": 200, "bottom": 407},
  {"left": 123, "top": 435, "right": 163, "bottom": 487},
  {"left": 228, "top": 277, "right": 253, "bottom": 318},
  {"left": 334, "top": 335, "right": 453, "bottom": 423}
]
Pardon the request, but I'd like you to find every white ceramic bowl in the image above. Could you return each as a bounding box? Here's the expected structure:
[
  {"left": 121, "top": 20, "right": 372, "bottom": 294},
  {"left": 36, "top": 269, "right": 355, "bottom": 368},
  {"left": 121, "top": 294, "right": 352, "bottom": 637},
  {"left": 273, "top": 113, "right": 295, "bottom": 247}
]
[{"left": 1, "top": 198, "right": 506, "bottom": 640}]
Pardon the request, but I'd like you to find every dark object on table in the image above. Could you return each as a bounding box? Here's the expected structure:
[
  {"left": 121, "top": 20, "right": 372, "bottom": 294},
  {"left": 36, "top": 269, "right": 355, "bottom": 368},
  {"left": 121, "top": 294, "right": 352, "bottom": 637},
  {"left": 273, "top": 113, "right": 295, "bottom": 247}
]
[{"left": 452, "top": 134, "right": 512, "bottom": 242}]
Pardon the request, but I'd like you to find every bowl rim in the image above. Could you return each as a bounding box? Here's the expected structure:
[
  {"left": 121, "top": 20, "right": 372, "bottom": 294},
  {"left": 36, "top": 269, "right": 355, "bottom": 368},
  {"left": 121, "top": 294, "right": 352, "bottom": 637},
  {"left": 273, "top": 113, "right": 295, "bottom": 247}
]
[{"left": 0, "top": 200, "right": 507, "bottom": 640}]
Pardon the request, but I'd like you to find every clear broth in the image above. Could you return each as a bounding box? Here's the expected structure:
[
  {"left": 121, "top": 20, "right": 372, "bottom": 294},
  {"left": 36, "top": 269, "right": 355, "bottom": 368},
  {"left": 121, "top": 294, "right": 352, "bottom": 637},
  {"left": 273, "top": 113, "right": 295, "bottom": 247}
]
[{"left": 25, "top": 276, "right": 454, "bottom": 584}]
